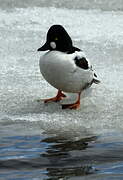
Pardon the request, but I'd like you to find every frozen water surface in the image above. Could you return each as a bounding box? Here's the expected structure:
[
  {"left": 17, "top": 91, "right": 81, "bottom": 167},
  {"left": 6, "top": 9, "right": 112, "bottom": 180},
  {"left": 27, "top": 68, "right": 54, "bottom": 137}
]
[
  {"left": 0, "top": 7, "right": 123, "bottom": 137},
  {"left": 0, "top": 2, "right": 123, "bottom": 180}
]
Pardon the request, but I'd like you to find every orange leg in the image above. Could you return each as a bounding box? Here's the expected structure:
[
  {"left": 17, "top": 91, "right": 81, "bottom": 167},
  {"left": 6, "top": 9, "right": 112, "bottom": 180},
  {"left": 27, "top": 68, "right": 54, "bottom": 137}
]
[
  {"left": 43, "top": 90, "right": 66, "bottom": 103},
  {"left": 62, "top": 92, "right": 81, "bottom": 110}
]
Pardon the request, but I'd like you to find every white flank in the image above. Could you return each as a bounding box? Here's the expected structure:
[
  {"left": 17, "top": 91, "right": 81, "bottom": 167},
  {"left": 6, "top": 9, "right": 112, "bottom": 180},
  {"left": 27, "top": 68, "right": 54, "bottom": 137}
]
[{"left": 39, "top": 51, "right": 95, "bottom": 93}]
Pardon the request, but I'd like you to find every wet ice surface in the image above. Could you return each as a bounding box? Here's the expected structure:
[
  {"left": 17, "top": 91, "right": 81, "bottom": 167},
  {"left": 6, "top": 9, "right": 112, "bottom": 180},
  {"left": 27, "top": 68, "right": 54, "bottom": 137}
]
[{"left": 0, "top": 6, "right": 123, "bottom": 180}]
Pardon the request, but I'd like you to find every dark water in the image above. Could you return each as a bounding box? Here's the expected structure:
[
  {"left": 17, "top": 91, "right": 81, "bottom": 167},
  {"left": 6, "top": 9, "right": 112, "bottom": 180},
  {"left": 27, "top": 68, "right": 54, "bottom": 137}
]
[
  {"left": 0, "top": 0, "right": 123, "bottom": 179},
  {"left": 1, "top": 122, "right": 123, "bottom": 180},
  {"left": 1, "top": 123, "right": 123, "bottom": 180}
]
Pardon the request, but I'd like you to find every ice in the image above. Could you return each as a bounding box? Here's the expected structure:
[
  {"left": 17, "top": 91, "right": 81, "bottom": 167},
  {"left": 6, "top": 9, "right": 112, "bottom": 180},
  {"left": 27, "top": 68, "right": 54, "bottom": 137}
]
[{"left": 0, "top": 7, "right": 123, "bottom": 139}]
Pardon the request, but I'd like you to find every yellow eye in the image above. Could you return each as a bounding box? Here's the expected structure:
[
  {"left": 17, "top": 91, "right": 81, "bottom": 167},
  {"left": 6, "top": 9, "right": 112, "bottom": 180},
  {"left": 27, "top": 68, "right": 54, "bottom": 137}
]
[{"left": 55, "top": 37, "right": 58, "bottom": 41}]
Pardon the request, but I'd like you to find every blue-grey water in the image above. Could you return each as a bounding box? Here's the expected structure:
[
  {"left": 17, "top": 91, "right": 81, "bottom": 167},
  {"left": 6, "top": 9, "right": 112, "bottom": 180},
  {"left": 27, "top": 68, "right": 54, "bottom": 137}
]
[{"left": 0, "top": 0, "right": 123, "bottom": 179}]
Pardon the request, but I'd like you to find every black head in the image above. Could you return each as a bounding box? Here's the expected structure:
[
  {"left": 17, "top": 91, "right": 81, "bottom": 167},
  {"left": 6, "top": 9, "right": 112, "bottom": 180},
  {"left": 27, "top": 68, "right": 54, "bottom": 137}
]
[{"left": 37, "top": 25, "right": 80, "bottom": 53}]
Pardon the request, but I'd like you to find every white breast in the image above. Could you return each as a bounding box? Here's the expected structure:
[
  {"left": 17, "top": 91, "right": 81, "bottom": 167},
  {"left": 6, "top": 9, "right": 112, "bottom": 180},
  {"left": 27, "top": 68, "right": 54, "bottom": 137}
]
[{"left": 39, "top": 51, "right": 94, "bottom": 93}]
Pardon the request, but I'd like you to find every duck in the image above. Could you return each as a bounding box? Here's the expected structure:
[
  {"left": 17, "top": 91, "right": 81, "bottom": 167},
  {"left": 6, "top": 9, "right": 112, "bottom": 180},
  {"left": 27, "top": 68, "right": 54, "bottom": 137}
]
[{"left": 37, "top": 25, "right": 100, "bottom": 109}]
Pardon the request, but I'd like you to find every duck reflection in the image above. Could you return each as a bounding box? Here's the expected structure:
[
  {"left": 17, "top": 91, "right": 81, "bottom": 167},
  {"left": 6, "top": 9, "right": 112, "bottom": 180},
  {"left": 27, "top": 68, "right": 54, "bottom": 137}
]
[
  {"left": 41, "top": 136, "right": 97, "bottom": 179},
  {"left": 46, "top": 166, "right": 94, "bottom": 180}
]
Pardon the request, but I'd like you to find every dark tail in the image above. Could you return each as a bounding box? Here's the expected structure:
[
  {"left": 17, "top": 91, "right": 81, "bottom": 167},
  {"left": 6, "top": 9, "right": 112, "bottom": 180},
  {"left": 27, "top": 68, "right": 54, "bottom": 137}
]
[{"left": 93, "top": 78, "right": 101, "bottom": 84}]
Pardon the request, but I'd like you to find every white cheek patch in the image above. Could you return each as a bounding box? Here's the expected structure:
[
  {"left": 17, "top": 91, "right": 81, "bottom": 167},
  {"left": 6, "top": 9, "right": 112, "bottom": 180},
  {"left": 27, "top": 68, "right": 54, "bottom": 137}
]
[{"left": 50, "top": 41, "right": 56, "bottom": 49}]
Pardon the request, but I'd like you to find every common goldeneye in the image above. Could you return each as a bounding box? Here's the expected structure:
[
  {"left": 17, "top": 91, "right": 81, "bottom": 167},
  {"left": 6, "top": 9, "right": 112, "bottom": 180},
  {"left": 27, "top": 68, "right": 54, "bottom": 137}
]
[{"left": 37, "top": 25, "right": 100, "bottom": 109}]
